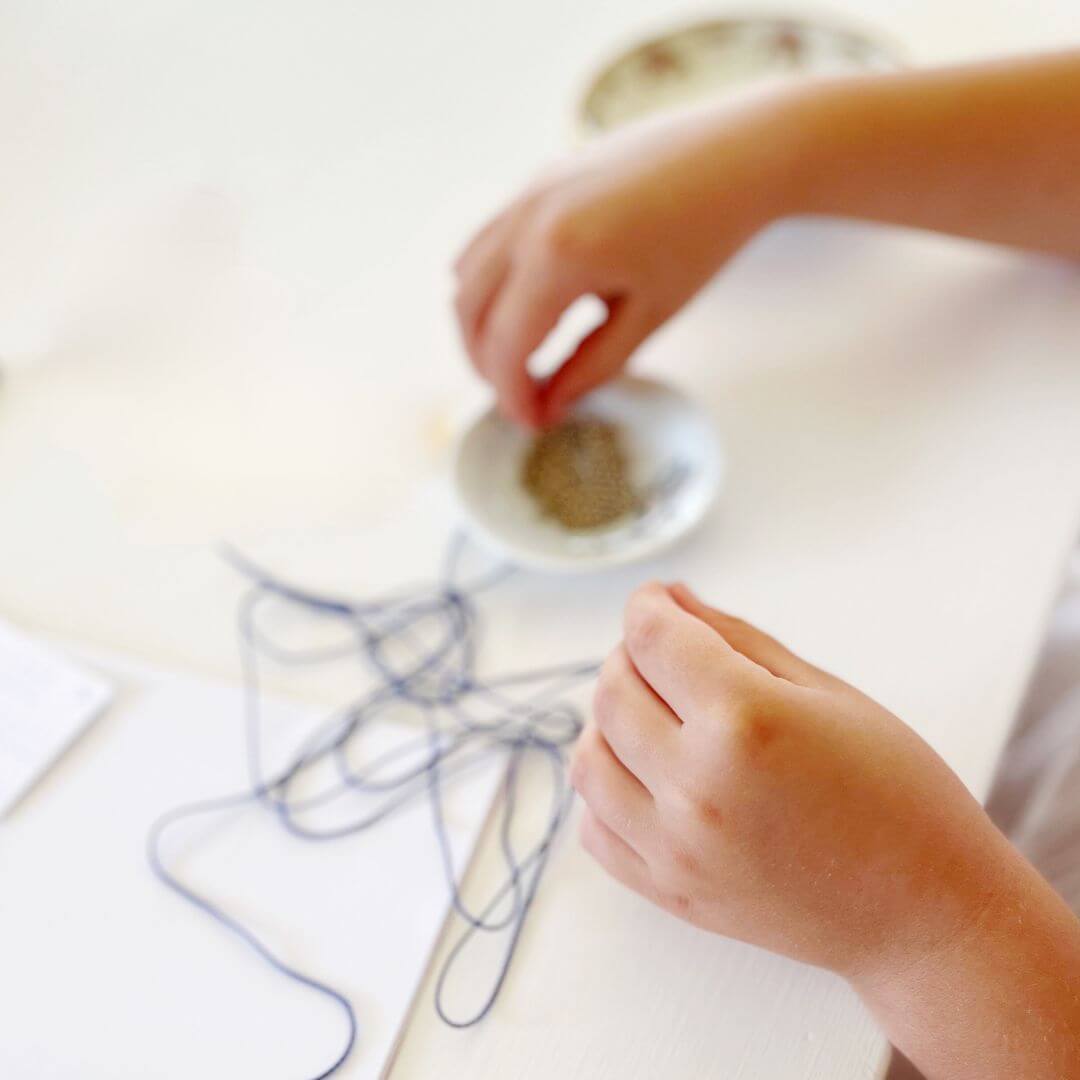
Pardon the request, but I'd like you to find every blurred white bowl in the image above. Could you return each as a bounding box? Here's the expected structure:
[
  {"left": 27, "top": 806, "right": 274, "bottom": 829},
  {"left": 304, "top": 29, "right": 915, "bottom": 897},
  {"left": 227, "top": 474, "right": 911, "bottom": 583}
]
[
  {"left": 577, "top": 13, "right": 903, "bottom": 137},
  {"left": 453, "top": 376, "right": 724, "bottom": 573}
]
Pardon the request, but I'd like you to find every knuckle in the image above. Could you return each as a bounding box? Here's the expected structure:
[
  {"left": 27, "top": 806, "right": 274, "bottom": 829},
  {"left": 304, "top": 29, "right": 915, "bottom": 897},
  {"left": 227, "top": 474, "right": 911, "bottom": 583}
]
[
  {"left": 530, "top": 203, "right": 579, "bottom": 260},
  {"left": 658, "top": 889, "right": 694, "bottom": 921},
  {"left": 723, "top": 706, "right": 784, "bottom": 767},
  {"left": 592, "top": 669, "right": 620, "bottom": 727},
  {"left": 648, "top": 830, "right": 700, "bottom": 889},
  {"left": 569, "top": 743, "right": 592, "bottom": 794},
  {"left": 691, "top": 795, "right": 725, "bottom": 830},
  {"left": 624, "top": 591, "right": 665, "bottom": 658},
  {"left": 661, "top": 781, "right": 701, "bottom": 823},
  {"left": 592, "top": 649, "right": 631, "bottom": 731},
  {"left": 626, "top": 612, "right": 661, "bottom": 659},
  {"left": 665, "top": 843, "right": 701, "bottom": 879},
  {"left": 578, "top": 811, "right": 600, "bottom": 855},
  {"left": 452, "top": 282, "right": 470, "bottom": 313},
  {"left": 663, "top": 775, "right": 726, "bottom": 833}
]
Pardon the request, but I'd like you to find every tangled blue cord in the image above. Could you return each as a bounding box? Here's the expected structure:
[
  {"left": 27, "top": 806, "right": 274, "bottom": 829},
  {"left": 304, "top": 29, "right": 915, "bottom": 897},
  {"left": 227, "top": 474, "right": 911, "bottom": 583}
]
[{"left": 146, "top": 533, "right": 600, "bottom": 1078}]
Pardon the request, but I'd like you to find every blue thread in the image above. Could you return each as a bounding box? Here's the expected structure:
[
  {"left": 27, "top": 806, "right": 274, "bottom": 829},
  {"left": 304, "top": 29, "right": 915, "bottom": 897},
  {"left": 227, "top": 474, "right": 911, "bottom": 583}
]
[{"left": 147, "top": 533, "right": 599, "bottom": 1077}]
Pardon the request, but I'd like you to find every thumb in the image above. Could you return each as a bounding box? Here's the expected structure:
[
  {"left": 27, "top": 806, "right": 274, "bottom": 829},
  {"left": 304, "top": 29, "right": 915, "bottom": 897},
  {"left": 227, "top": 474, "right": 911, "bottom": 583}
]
[
  {"left": 538, "top": 299, "right": 657, "bottom": 426},
  {"left": 668, "top": 583, "right": 834, "bottom": 690}
]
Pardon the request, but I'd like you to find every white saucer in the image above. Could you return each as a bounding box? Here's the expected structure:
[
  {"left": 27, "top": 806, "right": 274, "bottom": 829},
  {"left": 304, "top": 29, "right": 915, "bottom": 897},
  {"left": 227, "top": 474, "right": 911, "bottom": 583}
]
[{"left": 452, "top": 377, "right": 723, "bottom": 573}]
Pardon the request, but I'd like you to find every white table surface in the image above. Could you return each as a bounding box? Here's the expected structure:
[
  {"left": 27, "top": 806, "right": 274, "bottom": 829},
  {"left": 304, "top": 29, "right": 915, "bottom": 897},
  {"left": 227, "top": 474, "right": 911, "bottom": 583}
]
[{"left": 2, "top": 2, "right": 1080, "bottom": 1077}]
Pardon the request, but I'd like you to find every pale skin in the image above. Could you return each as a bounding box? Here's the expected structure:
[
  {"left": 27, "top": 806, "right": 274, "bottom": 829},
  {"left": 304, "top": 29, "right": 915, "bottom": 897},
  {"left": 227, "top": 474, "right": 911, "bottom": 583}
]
[{"left": 453, "top": 50, "right": 1080, "bottom": 1080}]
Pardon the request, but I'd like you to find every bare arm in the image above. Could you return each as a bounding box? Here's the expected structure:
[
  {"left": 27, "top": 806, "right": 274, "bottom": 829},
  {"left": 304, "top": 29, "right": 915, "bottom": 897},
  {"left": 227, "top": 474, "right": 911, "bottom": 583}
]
[
  {"left": 855, "top": 823, "right": 1080, "bottom": 1079},
  {"left": 793, "top": 50, "right": 1080, "bottom": 259}
]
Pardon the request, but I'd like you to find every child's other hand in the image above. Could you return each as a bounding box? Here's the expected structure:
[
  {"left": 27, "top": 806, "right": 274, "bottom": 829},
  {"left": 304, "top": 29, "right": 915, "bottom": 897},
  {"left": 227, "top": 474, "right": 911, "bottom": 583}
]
[
  {"left": 571, "top": 582, "right": 1010, "bottom": 982},
  {"left": 453, "top": 97, "right": 797, "bottom": 428}
]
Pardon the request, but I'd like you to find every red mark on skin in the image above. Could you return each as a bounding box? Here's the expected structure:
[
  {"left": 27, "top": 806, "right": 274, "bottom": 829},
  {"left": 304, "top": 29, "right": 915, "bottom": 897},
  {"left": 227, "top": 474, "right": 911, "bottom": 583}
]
[
  {"left": 671, "top": 845, "right": 700, "bottom": 876},
  {"left": 696, "top": 799, "right": 724, "bottom": 829},
  {"left": 750, "top": 719, "right": 778, "bottom": 751},
  {"left": 735, "top": 715, "right": 782, "bottom": 770}
]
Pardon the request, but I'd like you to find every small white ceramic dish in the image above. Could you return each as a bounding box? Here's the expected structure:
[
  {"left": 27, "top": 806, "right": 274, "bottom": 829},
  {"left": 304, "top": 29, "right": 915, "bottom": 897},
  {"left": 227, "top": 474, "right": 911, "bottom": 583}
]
[{"left": 453, "top": 377, "right": 724, "bottom": 573}]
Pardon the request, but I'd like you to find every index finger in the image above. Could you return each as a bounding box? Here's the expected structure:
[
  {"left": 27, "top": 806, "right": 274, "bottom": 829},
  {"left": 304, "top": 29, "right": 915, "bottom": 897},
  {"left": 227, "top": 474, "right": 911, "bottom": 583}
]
[
  {"left": 478, "top": 262, "right": 576, "bottom": 429},
  {"left": 622, "top": 582, "right": 762, "bottom": 721}
]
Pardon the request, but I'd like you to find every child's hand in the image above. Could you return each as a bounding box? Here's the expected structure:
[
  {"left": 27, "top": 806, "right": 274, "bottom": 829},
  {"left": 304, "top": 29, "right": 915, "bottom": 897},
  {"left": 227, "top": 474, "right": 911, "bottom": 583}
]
[
  {"left": 453, "top": 96, "right": 797, "bottom": 428},
  {"left": 456, "top": 51, "right": 1080, "bottom": 431},
  {"left": 571, "top": 581, "right": 1009, "bottom": 981},
  {"left": 575, "top": 581, "right": 1080, "bottom": 1076}
]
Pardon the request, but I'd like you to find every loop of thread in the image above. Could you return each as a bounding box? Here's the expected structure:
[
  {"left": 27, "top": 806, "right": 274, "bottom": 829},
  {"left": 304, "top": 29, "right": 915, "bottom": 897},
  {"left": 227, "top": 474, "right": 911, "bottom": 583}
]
[{"left": 146, "top": 533, "right": 600, "bottom": 1078}]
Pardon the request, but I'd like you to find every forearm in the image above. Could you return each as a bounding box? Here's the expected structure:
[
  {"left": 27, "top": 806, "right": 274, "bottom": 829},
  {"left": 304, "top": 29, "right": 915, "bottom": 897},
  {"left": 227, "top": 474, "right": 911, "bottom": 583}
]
[
  {"left": 777, "top": 50, "right": 1080, "bottom": 259},
  {"left": 855, "top": 834, "right": 1080, "bottom": 1079}
]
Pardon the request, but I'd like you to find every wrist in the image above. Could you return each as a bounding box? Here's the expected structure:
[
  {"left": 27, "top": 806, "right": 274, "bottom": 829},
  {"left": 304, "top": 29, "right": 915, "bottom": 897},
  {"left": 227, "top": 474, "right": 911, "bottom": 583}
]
[
  {"left": 685, "top": 82, "right": 830, "bottom": 253},
  {"left": 755, "top": 79, "right": 840, "bottom": 221},
  {"left": 708, "top": 77, "right": 858, "bottom": 225},
  {"left": 745, "top": 87, "right": 824, "bottom": 227},
  {"left": 852, "top": 833, "right": 1080, "bottom": 1079},
  {"left": 759, "top": 75, "right": 870, "bottom": 220}
]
